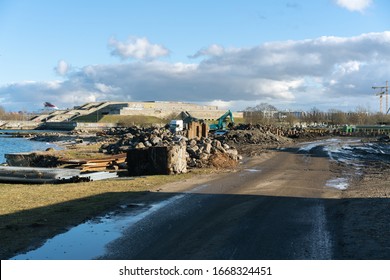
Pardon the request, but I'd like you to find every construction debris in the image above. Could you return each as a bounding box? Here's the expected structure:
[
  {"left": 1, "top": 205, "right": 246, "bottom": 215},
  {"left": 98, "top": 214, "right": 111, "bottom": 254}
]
[
  {"left": 59, "top": 153, "right": 126, "bottom": 172},
  {"left": 5, "top": 152, "right": 60, "bottom": 167},
  {"left": 127, "top": 145, "right": 187, "bottom": 176},
  {"left": 0, "top": 166, "right": 117, "bottom": 184},
  {"left": 79, "top": 171, "right": 118, "bottom": 181},
  {"left": 99, "top": 126, "right": 242, "bottom": 171},
  {"left": 4, "top": 151, "right": 126, "bottom": 172},
  {"left": 2, "top": 124, "right": 297, "bottom": 181}
]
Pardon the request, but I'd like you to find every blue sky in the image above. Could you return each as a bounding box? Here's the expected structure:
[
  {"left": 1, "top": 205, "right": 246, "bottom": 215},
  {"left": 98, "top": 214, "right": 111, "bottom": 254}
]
[{"left": 0, "top": 0, "right": 389, "bottom": 112}]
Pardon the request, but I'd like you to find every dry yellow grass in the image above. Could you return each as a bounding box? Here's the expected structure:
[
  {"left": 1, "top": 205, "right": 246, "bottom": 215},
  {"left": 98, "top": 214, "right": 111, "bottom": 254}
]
[
  {"left": 55, "top": 143, "right": 108, "bottom": 159},
  {"left": 0, "top": 173, "right": 194, "bottom": 215},
  {"left": 0, "top": 172, "right": 198, "bottom": 259},
  {"left": 0, "top": 136, "right": 220, "bottom": 259}
]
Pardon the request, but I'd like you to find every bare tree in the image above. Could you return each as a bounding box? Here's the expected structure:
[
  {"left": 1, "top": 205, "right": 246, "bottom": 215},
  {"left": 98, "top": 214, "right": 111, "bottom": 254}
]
[
  {"left": 243, "top": 111, "right": 264, "bottom": 124},
  {"left": 0, "top": 106, "right": 6, "bottom": 120},
  {"left": 328, "top": 109, "right": 347, "bottom": 125},
  {"left": 284, "top": 113, "right": 298, "bottom": 126}
]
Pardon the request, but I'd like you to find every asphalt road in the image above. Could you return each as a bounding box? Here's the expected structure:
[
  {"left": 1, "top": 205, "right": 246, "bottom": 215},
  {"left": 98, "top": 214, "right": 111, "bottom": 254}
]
[{"left": 101, "top": 148, "right": 342, "bottom": 260}]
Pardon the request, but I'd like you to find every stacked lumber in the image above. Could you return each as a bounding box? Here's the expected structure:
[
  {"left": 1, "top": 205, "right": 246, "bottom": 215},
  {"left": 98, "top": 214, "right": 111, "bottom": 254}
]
[{"left": 60, "top": 153, "right": 126, "bottom": 172}]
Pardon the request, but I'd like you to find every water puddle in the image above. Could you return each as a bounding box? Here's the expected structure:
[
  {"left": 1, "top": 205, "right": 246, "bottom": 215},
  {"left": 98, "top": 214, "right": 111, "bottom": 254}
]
[
  {"left": 298, "top": 138, "right": 339, "bottom": 152},
  {"left": 239, "top": 168, "right": 261, "bottom": 177},
  {"left": 244, "top": 168, "right": 261, "bottom": 172},
  {"left": 11, "top": 195, "right": 184, "bottom": 260},
  {"left": 325, "top": 177, "right": 349, "bottom": 190}
]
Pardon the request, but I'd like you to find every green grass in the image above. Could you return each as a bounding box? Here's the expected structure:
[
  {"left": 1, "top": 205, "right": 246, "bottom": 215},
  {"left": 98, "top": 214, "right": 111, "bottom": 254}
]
[
  {"left": 73, "top": 114, "right": 168, "bottom": 126},
  {"left": 99, "top": 115, "right": 167, "bottom": 126},
  {"left": 73, "top": 113, "right": 245, "bottom": 127},
  {"left": 72, "top": 114, "right": 103, "bottom": 122}
]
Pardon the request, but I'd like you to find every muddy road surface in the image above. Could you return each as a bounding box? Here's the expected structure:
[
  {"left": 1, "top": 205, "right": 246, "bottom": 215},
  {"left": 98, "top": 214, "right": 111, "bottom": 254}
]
[{"left": 101, "top": 145, "right": 343, "bottom": 260}]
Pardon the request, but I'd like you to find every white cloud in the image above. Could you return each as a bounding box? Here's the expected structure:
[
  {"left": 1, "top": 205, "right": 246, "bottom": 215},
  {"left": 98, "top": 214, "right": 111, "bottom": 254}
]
[
  {"left": 335, "top": 0, "right": 373, "bottom": 12},
  {"left": 333, "top": 60, "right": 362, "bottom": 75},
  {"left": 189, "top": 44, "right": 225, "bottom": 58},
  {"left": 205, "top": 100, "right": 234, "bottom": 110},
  {"left": 109, "top": 37, "right": 170, "bottom": 60},
  {"left": 244, "top": 79, "right": 301, "bottom": 100},
  {"left": 54, "top": 60, "right": 69, "bottom": 76},
  {"left": 2, "top": 31, "right": 390, "bottom": 112},
  {"left": 94, "top": 83, "right": 120, "bottom": 94}
]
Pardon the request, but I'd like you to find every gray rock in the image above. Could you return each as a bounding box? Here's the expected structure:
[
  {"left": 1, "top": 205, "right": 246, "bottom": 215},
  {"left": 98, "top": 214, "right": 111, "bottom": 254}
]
[
  {"left": 135, "top": 142, "right": 145, "bottom": 149},
  {"left": 189, "top": 139, "right": 197, "bottom": 147},
  {"left": 144, "top": 141, "right": 152, "bottom": 147},
  {"left": 203, "top": 143, "right": 212, "bottom": 154}
]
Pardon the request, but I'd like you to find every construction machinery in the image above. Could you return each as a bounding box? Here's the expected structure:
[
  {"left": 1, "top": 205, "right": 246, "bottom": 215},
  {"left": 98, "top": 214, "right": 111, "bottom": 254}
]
[
  {"left": 169, "top": 111, "right": 198, "bottom": 133},
  {"left": 372, "top": 81, "right": 389, "bottom": 114},
  {"left": 169, "top": 111, "right": 209, "bottom": 138},
  {"left": 169, "top": 119, "right": 184, "bottom": 133},
  {"left": 209, "top": 110, "right": 234, "bottom": 131}
]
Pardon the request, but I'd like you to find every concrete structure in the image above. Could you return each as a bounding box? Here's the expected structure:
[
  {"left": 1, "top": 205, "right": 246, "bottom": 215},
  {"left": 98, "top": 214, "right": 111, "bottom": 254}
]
[
  {"left": 29, "top": 101, "right": 243, "bottom": 124},
  {"left": 38, "top": 101, "right": 128, "bottom": 122},
  {"left": 119, "top": 101, "right": 243, "bottom": 120},
  {"left": 127, "top": 145, "right": 187, "bottom": 175},
  {"left": 0, "top": 120, "right": 40, "bottom": 130},
  {"left": 187, "top": 121, "right": 208, "bottom": 139},
  {"left": 41, "top": 121, "right": 117, "bottom": 131}
]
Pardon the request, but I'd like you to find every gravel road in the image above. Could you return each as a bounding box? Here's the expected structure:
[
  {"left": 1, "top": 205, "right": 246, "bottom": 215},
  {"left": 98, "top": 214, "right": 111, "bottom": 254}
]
[{"left": 100, "top": 146, "right": 345, "bottom": 259}]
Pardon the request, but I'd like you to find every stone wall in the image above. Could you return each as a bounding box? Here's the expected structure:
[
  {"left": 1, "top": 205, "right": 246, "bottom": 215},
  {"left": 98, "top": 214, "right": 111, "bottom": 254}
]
[
  {"left": 0, "top": 121, "right": 40, "bottom": 130},
  {"left": 42, "top": 122, "right": 117, "bottom": 131},
  {"left": 187, "top": 121, "right": 208, "bottom": 139}
]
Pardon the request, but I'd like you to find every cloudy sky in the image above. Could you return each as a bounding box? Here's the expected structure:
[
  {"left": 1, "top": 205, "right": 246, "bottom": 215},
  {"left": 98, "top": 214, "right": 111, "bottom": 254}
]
[{"left": 0, "top": 0, "right": 389, "bottom": 112}]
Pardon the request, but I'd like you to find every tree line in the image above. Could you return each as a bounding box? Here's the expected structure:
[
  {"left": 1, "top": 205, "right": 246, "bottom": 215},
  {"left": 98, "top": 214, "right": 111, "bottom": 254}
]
[
  {"left": 243, "top": 106, "right": 390, "bottom": 126},
  {"left": 0, "top": 106, "right": 29, "bottom": 121}
]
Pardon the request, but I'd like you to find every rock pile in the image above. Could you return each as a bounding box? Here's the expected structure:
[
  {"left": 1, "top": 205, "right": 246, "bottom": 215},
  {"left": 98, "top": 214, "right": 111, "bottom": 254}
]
[
  {"left": 99, "top": 126, "right": 241, "bottom": 169},
  {"left": 219, "top": 124, "right": 293, "bottom": 146}
]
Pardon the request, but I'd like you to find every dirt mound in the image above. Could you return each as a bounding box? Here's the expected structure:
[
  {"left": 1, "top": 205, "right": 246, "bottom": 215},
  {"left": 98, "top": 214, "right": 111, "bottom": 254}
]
[
  {"left": 209, "top": 153, "right": 238, "bottom": 169},
  {"left": 224, "top": 130, "right": 291, "bottom": 145}
]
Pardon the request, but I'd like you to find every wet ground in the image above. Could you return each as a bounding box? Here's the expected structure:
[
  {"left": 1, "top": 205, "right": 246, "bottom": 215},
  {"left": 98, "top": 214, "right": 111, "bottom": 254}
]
[{"left": 10, "top": 138, "right": 390, "bottom": 260}]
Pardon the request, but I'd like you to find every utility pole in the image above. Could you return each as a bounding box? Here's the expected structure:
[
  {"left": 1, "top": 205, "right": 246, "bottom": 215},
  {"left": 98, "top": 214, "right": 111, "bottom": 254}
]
[{"left": 372, "top": 81, "right": 389, "bottom": 114}]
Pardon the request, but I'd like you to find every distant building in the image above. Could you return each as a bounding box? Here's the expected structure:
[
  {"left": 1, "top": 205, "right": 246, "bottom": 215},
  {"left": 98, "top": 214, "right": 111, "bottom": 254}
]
[{"left": 34, "top": 101, "right": 243, "bottom": 123}]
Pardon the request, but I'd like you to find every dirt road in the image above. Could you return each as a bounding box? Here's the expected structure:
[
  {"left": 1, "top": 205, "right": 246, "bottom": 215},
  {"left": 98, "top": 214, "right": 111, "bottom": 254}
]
[{"left": 101, "top": 146, "right": 346, "bottom": 259}]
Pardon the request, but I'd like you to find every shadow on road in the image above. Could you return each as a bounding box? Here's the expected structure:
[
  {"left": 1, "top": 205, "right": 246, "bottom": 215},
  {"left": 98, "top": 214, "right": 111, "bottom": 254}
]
[{"left": 2, "top": 189, "right": 390, "bottom": 260}]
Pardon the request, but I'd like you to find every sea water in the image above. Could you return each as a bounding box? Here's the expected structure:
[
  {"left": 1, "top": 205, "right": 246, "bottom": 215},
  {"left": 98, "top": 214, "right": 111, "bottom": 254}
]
[{"left": 0, "top": 131, "right": 60, "bottom": 163}]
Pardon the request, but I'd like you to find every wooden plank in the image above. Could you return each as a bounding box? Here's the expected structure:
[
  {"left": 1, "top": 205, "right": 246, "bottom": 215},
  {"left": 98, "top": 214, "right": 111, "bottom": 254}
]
[{"left": 59, "top": 154, "right": 126, "bottom": 165}]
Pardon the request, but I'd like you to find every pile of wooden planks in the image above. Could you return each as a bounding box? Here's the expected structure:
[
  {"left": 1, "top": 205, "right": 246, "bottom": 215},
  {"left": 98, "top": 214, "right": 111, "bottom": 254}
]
[{"left": 60, "top": 153, "right": 126, "bottom": 172}]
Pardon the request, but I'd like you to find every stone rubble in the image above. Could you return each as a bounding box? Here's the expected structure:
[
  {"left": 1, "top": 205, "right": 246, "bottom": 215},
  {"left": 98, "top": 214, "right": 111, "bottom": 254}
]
[
  {"left": 99, "top": 126, "right": 242, "bottom": 169},
  {"left": 98, "top": 125, "right": 292, "bottom": 170}
]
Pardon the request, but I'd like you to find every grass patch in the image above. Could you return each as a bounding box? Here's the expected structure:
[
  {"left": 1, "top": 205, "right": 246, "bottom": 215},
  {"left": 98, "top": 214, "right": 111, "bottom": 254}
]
[
  {"left": 100, "top": 115, "right": 167, "bottom": 126},
  {"left": 0, "top": 174, "right": 194, "bottom": 216},
  {"left": 73, "top": 114, "right": 168, "bottom": 126},
  {"left": 0, "top": 172, "right": 197, "bottom": 259},
  {"left": 233, "top": 117, "right": 245, "bottom": 124},
  {"left": 55, "top": 143, "right": 107, "bottom": 159}
]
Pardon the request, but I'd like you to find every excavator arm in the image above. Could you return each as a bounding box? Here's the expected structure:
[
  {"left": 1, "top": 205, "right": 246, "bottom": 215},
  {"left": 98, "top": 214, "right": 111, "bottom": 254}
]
[{"left": 210, "top": 110, "right": 234, "bottom": 131}]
